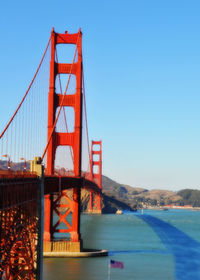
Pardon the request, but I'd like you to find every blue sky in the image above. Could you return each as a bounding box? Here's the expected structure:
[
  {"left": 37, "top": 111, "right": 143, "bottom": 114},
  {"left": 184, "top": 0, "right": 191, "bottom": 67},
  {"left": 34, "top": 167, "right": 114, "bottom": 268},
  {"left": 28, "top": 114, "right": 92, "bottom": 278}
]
[{"left": 1, "top": 0, "right": 200, "bottom": 190}]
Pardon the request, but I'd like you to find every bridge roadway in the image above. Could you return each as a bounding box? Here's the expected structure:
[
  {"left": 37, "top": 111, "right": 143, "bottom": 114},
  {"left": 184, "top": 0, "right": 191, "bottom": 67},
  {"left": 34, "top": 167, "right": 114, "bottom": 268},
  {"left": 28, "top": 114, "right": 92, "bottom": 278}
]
[{"left": 0, "top": 171, "right": 101, "bottom": 195}]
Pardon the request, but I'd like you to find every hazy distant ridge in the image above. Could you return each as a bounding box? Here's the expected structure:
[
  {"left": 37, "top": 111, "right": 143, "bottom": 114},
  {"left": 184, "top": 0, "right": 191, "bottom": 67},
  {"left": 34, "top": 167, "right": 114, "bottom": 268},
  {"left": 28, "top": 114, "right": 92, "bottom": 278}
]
[{"left": 102, "top": 175, "right": 200, "bottom": 208}]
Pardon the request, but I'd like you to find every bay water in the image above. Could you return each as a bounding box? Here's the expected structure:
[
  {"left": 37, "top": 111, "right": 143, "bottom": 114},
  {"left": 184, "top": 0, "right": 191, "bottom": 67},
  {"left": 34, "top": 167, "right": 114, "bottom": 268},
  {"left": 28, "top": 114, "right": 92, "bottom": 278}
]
[{"left": 43, "top": 209, "right": 200, "bottom": 280}]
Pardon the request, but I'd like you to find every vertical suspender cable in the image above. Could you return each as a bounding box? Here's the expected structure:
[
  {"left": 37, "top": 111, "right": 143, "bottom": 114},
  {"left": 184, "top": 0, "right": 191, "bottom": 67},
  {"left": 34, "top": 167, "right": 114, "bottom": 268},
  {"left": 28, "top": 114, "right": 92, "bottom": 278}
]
[{"left": 0, "top": 34, "right": 52, "bottom": 140}]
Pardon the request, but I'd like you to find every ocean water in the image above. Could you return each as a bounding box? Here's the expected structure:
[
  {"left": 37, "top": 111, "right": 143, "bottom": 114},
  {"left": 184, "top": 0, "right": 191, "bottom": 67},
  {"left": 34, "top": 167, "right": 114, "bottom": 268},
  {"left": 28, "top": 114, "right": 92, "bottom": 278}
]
[{"left": 43, "top": 209, "right": 200, "bottom": 280}]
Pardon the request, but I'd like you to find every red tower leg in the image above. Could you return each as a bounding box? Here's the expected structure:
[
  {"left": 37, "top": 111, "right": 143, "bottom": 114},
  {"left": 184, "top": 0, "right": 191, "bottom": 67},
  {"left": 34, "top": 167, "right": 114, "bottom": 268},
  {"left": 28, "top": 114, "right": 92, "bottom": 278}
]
[
  {"left": 89, "top": 141, "right": 102, "bottom": 214},
  {"left": 44, "top": 29, "right": 83, "bottom": 251}
]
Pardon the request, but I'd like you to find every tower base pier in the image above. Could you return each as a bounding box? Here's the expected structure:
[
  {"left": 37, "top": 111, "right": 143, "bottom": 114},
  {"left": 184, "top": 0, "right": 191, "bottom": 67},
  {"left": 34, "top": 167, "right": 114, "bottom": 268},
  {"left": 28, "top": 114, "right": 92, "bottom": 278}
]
[
  {"left": 43, "top": 240, "right": 82, "bottom": 253},
  {"left": 87, "top": 209, "right": 102, "bottom": 214},
  {"left": 43, "top": 247, "right": 108, "bottom": 258}
]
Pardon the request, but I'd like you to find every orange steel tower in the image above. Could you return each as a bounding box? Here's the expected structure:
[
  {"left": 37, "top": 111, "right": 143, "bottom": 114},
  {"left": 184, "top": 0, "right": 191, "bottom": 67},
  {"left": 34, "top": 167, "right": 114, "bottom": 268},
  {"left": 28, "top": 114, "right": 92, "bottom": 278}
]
[
  {"left": 44, "top": 29, "right": 83, "bottom": 251},
  {"left": 89, "top": 141, "right": 102, "bottom": 214}
]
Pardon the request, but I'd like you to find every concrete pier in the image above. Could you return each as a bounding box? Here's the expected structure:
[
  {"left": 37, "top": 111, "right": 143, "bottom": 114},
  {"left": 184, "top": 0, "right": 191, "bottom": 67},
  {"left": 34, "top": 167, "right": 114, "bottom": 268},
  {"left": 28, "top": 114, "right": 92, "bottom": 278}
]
[
  {"left": 44, "top": 249, "right": 108, "bottom": 258},
  {"left": 43, "top": 240, "right": 81, "bottom": 253},
  {"left": 87, "top": 209, "right": 102, "bottom": 214},
  {"left": 43, "top": 240, "right": 108, "bottom": 257}
]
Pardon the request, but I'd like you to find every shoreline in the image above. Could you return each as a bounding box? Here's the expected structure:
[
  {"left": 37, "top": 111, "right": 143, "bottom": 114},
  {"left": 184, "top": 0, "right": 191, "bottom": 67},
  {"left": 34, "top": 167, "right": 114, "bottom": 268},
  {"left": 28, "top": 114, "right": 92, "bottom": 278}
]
[{"left": 143, "top": 206, "right": 200, "bottom": 211}]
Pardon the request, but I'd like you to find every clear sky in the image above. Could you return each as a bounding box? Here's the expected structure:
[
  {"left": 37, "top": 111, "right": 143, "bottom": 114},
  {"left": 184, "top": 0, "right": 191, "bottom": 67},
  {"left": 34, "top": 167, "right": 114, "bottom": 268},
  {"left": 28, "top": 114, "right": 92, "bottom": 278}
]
[{"left": 1, "top": 0, "right": 200, "bottom": 191}]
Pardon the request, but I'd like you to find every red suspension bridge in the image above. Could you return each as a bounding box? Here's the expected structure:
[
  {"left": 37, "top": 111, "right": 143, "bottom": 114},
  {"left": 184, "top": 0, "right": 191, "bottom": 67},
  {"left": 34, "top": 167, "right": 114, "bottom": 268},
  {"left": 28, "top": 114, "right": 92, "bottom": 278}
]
[{"left": 0, "top": 28, "right": 103, "bottom": 279}]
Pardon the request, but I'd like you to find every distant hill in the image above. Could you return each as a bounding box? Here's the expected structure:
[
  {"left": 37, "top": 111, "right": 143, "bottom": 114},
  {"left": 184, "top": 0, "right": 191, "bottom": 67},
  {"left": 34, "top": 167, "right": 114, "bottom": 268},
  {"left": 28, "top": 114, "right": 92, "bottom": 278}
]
[
  {"left": 102, "top": 175, "right": 200, "bottom": 209},
  {"left": 177, "top": 189, "right": 200, "bottom": 207},
  {"left": 102, "top": 175, "right": 146, "bottom": 210},
  {"left": 102, "top": 175, "right": 182, "bottom": 209},
  {"left": 0, "top": 160, "right": 28, "bottom": 171},
  {"left": 81, "top": 188, "right": 135, "bottom": 214}
]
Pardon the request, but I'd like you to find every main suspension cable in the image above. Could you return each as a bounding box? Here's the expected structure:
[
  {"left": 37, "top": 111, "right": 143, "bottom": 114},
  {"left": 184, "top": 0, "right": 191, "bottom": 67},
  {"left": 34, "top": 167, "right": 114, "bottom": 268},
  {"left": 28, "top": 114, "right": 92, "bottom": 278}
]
[
  {"left": 82, "top": 66, "right": 91, "bottom": 174},
  {"left": 0, "top": 33, "right": 52, "bottom": 139}
]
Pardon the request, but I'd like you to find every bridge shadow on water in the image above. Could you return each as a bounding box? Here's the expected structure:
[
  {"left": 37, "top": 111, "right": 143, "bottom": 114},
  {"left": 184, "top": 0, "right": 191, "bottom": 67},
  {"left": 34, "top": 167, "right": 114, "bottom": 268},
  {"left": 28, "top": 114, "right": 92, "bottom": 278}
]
[
  {"left": 138, "top": 214, "right": 200, "bottom": 280},
  {"left": 109, "top": 214, "right": 200, "bottom": 280}
]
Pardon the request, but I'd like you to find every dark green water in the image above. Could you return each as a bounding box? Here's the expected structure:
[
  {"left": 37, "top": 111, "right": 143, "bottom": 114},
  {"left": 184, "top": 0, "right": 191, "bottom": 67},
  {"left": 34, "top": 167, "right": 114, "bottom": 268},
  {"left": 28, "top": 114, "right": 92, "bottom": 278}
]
[{"left": 43, "top": 210, "right": 200, "bottom": 280}]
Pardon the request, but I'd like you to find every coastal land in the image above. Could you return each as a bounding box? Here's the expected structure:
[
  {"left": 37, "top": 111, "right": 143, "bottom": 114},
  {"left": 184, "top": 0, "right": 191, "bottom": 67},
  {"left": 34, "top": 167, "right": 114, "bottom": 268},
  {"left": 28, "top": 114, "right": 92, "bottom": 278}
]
[{"left": 82, "top": 175, "right": 200, "bottom": 213}]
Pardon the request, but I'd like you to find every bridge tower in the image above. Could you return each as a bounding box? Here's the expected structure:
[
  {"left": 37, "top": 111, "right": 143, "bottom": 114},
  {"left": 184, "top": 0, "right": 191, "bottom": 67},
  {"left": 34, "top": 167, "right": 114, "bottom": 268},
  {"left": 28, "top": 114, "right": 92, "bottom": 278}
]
[
  {"left": 89, "top": 140, "right": 102, "bottom": 214},
  {"left": 44, "top": 29, "right": 83, "bottom": 251}
]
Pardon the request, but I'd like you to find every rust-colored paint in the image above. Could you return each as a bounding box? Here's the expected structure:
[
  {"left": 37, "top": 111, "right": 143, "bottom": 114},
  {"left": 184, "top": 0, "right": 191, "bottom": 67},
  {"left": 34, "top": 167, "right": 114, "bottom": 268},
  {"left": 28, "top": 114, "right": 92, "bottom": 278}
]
[
  {"left": 89, "top": 140, "right": 102, "bottom": 212},
  {"left": 44, "top": 29, "right": 83, "bottom": 243}
]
